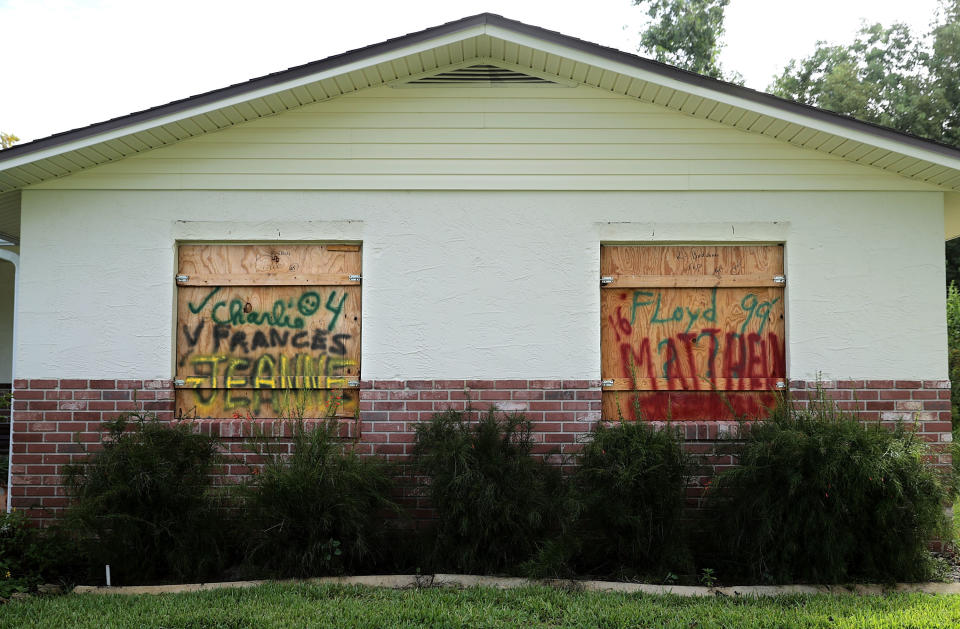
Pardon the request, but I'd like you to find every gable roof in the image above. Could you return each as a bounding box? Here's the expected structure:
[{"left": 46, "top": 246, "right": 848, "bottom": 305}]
[{"left": 2, "top": 12, "right": 960, "bottom": 194}]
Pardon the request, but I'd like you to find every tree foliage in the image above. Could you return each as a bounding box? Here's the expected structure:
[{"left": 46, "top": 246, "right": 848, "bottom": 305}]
[
  {"left": 0, "top": 132, "right": 18, "bottom": 150},
  {"left": 634, "top": 0, "right": 738, "bottom": 81},
  {"left": 770, "top": 1, "right": 960, "bottom": 148}
]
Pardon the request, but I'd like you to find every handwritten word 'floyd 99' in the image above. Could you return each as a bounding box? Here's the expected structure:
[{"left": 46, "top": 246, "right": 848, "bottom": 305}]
[
  {"left": 606, "top": 287, "right": 784, "bottom": 388},
  {"left": 178, "top": 285, "right": 359, "bottom": 417}
]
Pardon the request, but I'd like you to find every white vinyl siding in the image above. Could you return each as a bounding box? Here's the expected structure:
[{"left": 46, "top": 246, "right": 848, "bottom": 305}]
[{"left": 32, "top": 86, "right": 937, "bottom": 192}]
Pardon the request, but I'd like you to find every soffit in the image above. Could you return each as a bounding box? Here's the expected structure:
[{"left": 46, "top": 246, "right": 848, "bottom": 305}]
[{"left": 0, "top": 14, "right": 957, "bottom": 192}]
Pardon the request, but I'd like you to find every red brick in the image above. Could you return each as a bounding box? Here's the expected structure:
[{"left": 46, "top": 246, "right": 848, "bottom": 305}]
[
  {"left": 389, "top": 390, "right": 419, "bottom": 400},
  {"left": 919, "top": 422, "right": 953, "bottom": 432},
  {"left": 879, "top": 390, "right": 911, "bottom": 400},
  {"left": 504, "top": 390, "right": 539, "bottom": 401},
  {"left": 371, "top": 381, "right": 403, "bottom": 390},
  {"left": 12, "top": 390, "right": 43, "bottom": 400},
  {"left": 115, "top": 380, "right": 145, "bottom": 390},
  {"left": 865, "top": 380, "right": 894, "bottom": 389},
  {"left": 89, "top": 380, "right": 117, "bottom": 389},
  {"left": 494, "top": 380, "right": 528, "bottom": 389},
  {"left": 29, "top": 380, "right": 59, "bottom": 389},
  {"left": 59, "top": 379, "right": 89, "bottom": 389},
  {"left": 894, "top": 380, "right": 923, "bottom": 389},
  {"left": 530, "top": 401, "right": 562, "bottom": 411},
  {"left": 479, "top": 391, "right": 512, "bottom": 400},
  {"left": 405, "top": 380, "right": 438, "bottom": 390},
  {"left": 836, "top": 380, "right": 866, "bottom": 389},
  {"left": 562, "top": 380, "right": 596, "bottom": 389},
  {"left": 464, "top": 380, "right": 495, "bottom": 390},
  {"left": 435, "top": 380, "right": 466, "bottom": 389},
  {"left": 528, "top": 380, "right": 563, "bottom": 390},
  {"left": 419, "top": 391, "right": 449, "bottom": 400}
]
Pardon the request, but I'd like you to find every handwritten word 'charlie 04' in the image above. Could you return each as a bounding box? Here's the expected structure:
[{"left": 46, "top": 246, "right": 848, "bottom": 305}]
[{"left": 187, "top": 287, "right": 347, "bottom": 331}]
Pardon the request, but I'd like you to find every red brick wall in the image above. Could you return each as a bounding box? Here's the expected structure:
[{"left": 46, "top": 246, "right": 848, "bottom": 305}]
[
  {"left": 9, "top": 378, "right": 953, "bottom": 524},
  {"left": 0, "top": 382, "right": 10, "bottom": 465}
]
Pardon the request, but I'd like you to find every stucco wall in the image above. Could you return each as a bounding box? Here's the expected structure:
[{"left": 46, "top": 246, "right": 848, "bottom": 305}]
[{"left": 14, "top": 189, "right": 947, "bottom": 381}]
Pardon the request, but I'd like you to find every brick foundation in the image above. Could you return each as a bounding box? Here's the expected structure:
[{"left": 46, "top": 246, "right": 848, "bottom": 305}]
[
  {"left": 9, "top": 378, "right": 953, "bottom": 524},
  {"left": 1, "top": 382, "right": 10, "bottom": 467}
]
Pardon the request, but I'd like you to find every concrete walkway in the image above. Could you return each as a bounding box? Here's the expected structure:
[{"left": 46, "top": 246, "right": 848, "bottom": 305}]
[{"left": 72, "top": 574, "right": 960, "bottom": 597}]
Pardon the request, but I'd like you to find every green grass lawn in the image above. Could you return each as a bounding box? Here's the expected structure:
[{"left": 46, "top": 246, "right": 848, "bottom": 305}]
[{"left": 3, "top": 583, "right": 960, "bottom": 628}]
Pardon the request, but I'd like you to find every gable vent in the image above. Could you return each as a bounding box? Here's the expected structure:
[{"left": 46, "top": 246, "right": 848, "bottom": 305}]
[{"left": 406, "top": 64, "right": 558, "bottom": 85}]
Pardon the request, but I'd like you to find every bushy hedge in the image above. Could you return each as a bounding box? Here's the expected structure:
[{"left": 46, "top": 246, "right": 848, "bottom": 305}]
[
  {"left": 573, "top": 420, "right": 694, "bottom": 577},
  {"left": 527, "top": 420, "right": 694, "bottom": 580},
  {"left": 706, "top": 395, "right": 951, "bottom": 584},
  {"left": 19, "top": 395, "right": 953, "bottom": 588},
  {"left": 412, "top": 409, "right": 568, "bottom": 574},
  {"left": 63, "top": 413, "right": 230, "bottom": 584},
  {"left": 0, "top": 509, "right": 77, "bottom": 598},
  {"left": 240, "top": 418, "right": 399, "bottom": 577}
]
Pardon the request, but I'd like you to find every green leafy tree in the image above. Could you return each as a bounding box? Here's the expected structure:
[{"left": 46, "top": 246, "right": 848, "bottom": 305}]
[
  {"left": 770, "top": 1, "right": 960, "bottom": 148},
  {"left": 0, "top": 132, "right": 18, "bottom": 150},
  {"left": 634, "top": 0, "right": 739, "bottom": 81}
]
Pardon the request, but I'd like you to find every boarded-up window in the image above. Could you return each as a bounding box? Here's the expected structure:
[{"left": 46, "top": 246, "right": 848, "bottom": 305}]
[
  {"left": 175, "top": 244, "right": 361, "bottom": 419},
  {"left": 600, "top": 245, "right": 785, "bottom": 421}
]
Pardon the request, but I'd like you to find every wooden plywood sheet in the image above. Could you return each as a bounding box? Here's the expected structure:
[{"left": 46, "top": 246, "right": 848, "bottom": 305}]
[
  {"left": 176, "top": 244, "right": 361, "bottom": 419},
  {"left": 600, "top": 245, "right": 784, "bottom": 421},
  {"left": 178, "top": 244, "right": 361, "bottom": 284}
]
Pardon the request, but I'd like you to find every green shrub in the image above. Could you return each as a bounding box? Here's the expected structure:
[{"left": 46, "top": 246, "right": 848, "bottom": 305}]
[
  {"left": 412, "top": 408, "right": 568, "bottom": 575},
  {"left": 573, "top": 420, "right": 693, "bottom": 577},
  {"left": 63, "top": 412, "right": 229, "bottom": 584},
  {"left": 0, "top": 510, "right": 79, "bottom": 597},
  {"left": 948, "top": 282, "right": 960, "bottom": 431},
  {"left": 241, "top": 418, "right": 399, "bottom": 578},
  {"left": 706, "top": 394, "right": 951, "bottom": 584}
]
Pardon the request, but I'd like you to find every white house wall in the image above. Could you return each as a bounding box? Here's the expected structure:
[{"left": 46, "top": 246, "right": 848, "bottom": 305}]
[
  {"left": 15, "top": 188, "right": 947, "bottom": 381},
  {"left": 31, "top": 86, "right": 939, "bottom": 192}
]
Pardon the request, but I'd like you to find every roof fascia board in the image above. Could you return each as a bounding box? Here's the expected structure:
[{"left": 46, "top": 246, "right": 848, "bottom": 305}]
[
  {"left": 485, "top": 24, "right": 960, "bottom": 172},
  {"left": 0, "top": 25, "right": 487, "bottom": 173}
]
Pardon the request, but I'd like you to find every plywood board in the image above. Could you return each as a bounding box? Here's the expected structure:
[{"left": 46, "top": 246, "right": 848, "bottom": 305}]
[
  {"left": 601, "top": 245, "right": 783, "bottom": 278},
  {"left": 600, "top": 245, "right": 784, "bottom": 421},
  {"left": 178, "top": 244, "right": 361, "bottom": 284},
  {"left": 176, "top": 244, "right": 361, "bottom": 419},
  {"left": 602, "top": 391, "right": 778, "bottom": 421}
]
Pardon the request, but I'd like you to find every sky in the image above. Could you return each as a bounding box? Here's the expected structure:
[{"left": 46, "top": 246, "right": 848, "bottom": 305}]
[{"left": 0, "top": 0, "right": 946, "bottom": 144}]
